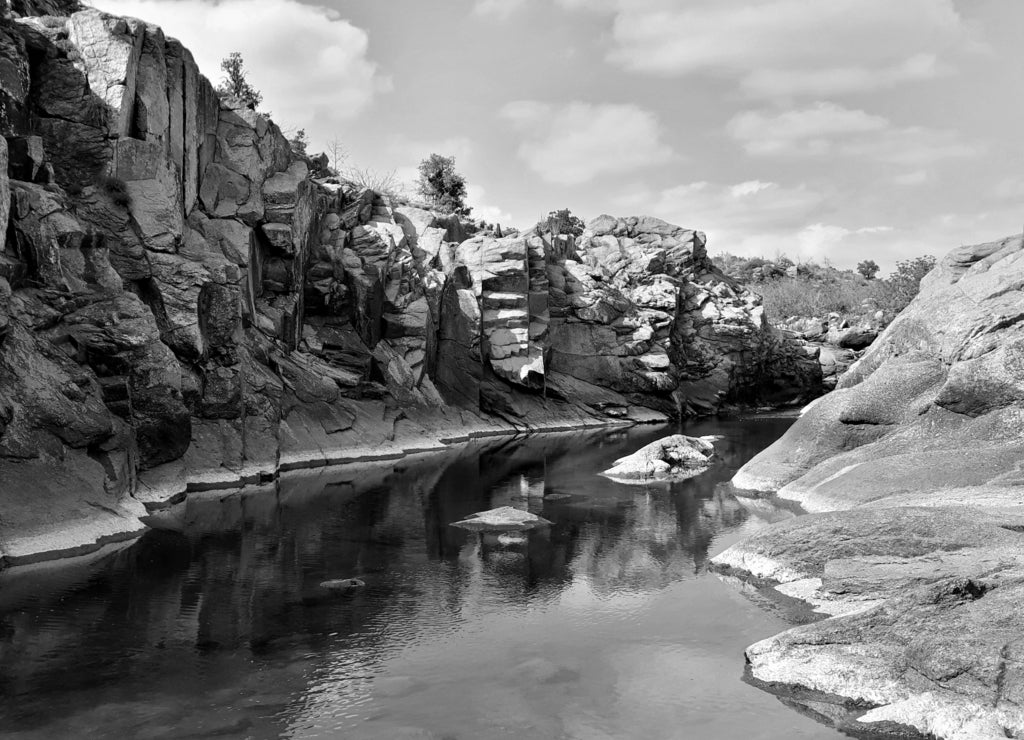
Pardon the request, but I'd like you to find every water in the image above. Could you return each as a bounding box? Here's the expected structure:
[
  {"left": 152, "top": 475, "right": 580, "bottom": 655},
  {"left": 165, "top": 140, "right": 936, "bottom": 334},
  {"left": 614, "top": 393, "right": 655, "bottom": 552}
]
[{"left": 0, "top": 416, "right": 843, "bottom": 739}]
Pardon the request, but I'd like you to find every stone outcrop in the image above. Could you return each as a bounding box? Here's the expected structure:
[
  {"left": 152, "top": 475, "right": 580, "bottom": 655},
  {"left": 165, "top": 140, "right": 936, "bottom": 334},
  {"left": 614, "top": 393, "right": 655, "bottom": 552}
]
[
  {"left": 714, "top": 235, "right": 1024, "bottom": 739},
  {"left": 450, "top": 506, "right": 552, "bottom": 531},
  {"left": 602, "top": 434, "right": 716, "bottom": 483},
  {"left": 0, "top": 6, "right": 820, "bottom": 565}
]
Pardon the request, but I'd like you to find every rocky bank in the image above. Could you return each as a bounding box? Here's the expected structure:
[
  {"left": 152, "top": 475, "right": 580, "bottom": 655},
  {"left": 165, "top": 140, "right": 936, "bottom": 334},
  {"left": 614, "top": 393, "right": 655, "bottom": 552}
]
[
  {"left": 0, "top": 4, "right": 820, "bottom": 565},
  {"left": 714, "top": 234, "right": 1024, "bottom": 739}
]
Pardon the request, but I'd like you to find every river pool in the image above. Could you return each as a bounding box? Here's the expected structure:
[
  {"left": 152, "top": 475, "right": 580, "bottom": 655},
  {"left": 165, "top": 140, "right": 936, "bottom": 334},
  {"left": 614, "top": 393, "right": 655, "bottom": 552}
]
[{"left": 0, "top": 415, "right": 844, "bottom": 739}]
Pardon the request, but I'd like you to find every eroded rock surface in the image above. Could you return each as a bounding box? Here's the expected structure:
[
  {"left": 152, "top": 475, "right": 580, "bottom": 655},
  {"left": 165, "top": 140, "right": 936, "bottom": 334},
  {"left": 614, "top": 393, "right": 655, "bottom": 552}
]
[
  {"left": 717, "top": 234, "right": 1024, "bottom": 739},
  {"left": 0, "top": 6, "right": 820, "bottom": 564}
]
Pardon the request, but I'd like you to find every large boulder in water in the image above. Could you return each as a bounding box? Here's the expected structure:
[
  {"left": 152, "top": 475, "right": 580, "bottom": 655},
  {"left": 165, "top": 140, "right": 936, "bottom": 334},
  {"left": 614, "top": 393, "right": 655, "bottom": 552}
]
[
  {"left": 718, "top": 234, "right": 1024, "bottom": 739},
  {"left": 602, "top": 434, "right": 715, "bottom": 483}
]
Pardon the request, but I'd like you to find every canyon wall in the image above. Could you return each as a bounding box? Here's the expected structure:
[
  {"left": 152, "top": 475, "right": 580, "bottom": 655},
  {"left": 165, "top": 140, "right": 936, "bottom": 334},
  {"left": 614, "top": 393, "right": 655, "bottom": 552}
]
[{"left": 0, "top": 5, "right": 820, "bottom": 563}]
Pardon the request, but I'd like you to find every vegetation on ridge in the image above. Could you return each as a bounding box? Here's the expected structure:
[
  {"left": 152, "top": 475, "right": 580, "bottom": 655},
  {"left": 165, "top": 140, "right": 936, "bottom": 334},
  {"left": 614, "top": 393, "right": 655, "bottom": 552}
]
[
  {"left": 713, "top": 252, "right": 937, "bottom": 328},
  {"left": 216, "top": 52, "right": 263, "bottom": 110},
  {"left": 417, "top": 154, "right": 470, "bottom": 216}
]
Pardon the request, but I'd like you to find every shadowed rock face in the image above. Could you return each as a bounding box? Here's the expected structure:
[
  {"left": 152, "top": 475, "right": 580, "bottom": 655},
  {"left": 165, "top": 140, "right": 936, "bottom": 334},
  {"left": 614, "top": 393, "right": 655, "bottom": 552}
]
[
  {"left": 0, "top": 7, "right": 820, "bottom": 563},
  {"left": 716, "top": 235, "right": 1024, "bottom": 739}
]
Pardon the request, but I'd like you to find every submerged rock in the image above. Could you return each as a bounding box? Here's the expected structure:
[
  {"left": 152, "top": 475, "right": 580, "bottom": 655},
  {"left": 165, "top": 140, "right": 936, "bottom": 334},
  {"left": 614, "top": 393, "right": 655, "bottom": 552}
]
[
  {"left": 602, "top": 434, "right": 716, "bottom": 483},
  {"left": 450, "top": 506, "right": 552, "bottom": 531},
  {"left": 319, "top": 577, "right": 365, "bottom": 593}
]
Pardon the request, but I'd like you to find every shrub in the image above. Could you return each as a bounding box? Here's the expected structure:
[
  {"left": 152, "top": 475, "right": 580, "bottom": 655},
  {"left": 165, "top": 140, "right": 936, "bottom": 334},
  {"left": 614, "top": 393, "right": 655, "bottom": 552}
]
[
  {"left": 857, "top": 259, "right": 880, "bottom": 280},
  {"left": 216, "top": 52, "right": 262, "bottom": 110},
  {"left": 538, "top": 208, "right": 585, "bottom": 237},
  {"left": 879, "top": 255, "right": 936, "bottom": 315},
  {"left": 416, "top": 154, "right": 470, "bottom": 216},
  {"left": 342, "top": 166, "right": 400, "bottom": 204},
  {"left": 288, "top": 128, "right": 308, "bottom": 157}
]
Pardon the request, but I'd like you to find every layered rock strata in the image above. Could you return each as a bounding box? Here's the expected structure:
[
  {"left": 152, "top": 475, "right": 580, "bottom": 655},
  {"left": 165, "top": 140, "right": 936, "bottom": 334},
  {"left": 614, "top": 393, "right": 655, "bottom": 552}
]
[
  {"left": 0, "top": 6, "right": 820, "bottom": 564},
  {"left": 714, "top": 235, "right": 1024, "bottom": 739}
]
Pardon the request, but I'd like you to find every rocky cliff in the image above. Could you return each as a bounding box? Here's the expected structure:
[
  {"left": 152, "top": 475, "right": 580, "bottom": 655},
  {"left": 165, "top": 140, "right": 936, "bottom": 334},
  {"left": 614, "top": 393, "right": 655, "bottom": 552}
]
[
  {"left": 714, "top": 235, "right": 1024, "bottom": 739},
  {"left": 0, "top": 5, "right": 820, "bottom": 564}
]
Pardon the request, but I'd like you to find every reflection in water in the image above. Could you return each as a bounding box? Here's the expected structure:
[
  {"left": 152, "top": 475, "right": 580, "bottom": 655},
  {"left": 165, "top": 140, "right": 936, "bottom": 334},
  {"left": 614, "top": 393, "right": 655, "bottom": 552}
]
[{"left": 0, "top": 416, "right": 842, "bottom": 739}]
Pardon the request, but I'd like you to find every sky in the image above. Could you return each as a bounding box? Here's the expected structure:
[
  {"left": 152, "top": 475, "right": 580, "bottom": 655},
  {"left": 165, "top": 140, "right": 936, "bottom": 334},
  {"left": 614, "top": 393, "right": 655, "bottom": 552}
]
[{"left": 95, "top": 0, "right": 1024, "bottom": 271}]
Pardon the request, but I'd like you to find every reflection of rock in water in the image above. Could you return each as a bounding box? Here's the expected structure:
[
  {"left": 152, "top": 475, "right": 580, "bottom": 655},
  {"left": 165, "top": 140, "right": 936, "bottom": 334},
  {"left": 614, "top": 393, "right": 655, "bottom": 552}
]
[{"left": 0, "top": 421, "right": 797, "bottom": 737}]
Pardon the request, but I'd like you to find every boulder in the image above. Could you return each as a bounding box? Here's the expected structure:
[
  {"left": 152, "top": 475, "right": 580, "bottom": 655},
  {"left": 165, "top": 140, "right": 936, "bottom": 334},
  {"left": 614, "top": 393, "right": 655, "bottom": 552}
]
[
  {"left": 450, "top": 506, "right": 552, "bottom": 531},
  {"left": 602, "top": 434, "right": 716, "bottom": 483},
  {"left": 319, "top": 577, "right": 365, "bottom": 593},
  {"left": 836, "top": 326, "right": 877, "bottom": 350}
]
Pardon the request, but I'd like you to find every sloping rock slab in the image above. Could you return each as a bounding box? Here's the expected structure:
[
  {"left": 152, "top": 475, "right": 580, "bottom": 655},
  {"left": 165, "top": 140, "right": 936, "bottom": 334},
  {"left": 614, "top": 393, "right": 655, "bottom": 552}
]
[
  {"left": 450, "top": 506, "right": 552, "bottom": 531},
  {"left": 602, "top": 434, "right": 716, "bottom": 484}
]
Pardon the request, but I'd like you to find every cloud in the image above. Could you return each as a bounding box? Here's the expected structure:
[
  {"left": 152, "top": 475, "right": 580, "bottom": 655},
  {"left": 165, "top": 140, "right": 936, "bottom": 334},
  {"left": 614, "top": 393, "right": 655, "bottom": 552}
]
[
  {"left": 615, "top": 179, "right": 826, "bottom": 240},
  {"left": 561, "top": 0, "right": 979, "bottom": 97},
  {"left": 499, "top": 101, "right": 673, "bottom": 185},
  {"left": 740, "top": 54, "right": 947, "bottom": 98},
  {"left": 97, "top": 0, "right": 391, "bottom": 136},
  {"left": 385, "top": 134, "right": 474, "bottom": 167},
  {"left": 796, "top": 223, "right": 894, "bottom": 259},
  {"left": 727, "top": 103, "right": 979, "bottom": 164},
  {"left": 465, "top": 184, "right": 514, "bottom": 226},
  {"left": 473, "top": 0, "right": 528, "bottom": 20},
  {"left": 894, "top": 170, "right": 929, "bottom": 186},
  {"left": 727, "top": 103, "right": 887, "bottom": 156}
]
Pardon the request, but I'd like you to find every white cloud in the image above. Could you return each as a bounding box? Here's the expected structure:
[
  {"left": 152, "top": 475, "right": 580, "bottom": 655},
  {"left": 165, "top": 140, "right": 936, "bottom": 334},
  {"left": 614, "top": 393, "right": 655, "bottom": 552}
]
[
  {"left": 728, "top": 103, "right": 887, "bottom": 156},
  {"left": 473, "top": 0, "right": 528, "bottom": 20},
  {"left": 385, "top": 135, "right": 474, "bottom": 167},
  {"left": 740, "top": 54, "right": 947, "bottom": 98},
  {"left": 561, "top": 0, "right": 979, "bottom": 97},
  {"left": 796, "top": 223, "right": 894, "bottom": 259},
  {"left": 97, "top": 0, "right": 391, "bottom": 135},
  {"left": 465, "top": 184, "right": 514, "bottom": 226},
  {"left": 614, "top": 180, "right": 897, "bottom": 266},
  {"left": 894, "top": 170, "right": 929, "bottom": 186},
  {"left": 499, "top": 101, "right": 673, "bottom": 185},
  {"left": 728, "top": 103, "right": 978, "bottom": 165},
  {"left": 729, "top": 180, "right": 775, "bottom": 197},
  {"left": 615, "top": 179, "right": 825, "bottom": 242}
]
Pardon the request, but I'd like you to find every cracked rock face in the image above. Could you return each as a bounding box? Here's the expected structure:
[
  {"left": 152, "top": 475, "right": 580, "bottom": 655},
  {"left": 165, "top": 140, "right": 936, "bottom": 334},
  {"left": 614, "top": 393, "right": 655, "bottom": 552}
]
[
  {"left": 716, "top": 235, "right": 1024, "bottom": 739},
  {"left": 0, "top": 6, "right": 820, "bottom": 565}
]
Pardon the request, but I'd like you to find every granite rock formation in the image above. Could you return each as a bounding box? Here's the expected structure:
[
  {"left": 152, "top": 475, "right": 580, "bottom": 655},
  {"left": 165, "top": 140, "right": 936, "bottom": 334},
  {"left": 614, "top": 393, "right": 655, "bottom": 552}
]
[
  {"left": 714, "top": 235, "right": 1024, "bottom": 739},
  {"left": 601, "top": 434, "right": 715, "bottom": 483},
  {"left": 0, "top": 5, "right": 820, "bottom": 564}
]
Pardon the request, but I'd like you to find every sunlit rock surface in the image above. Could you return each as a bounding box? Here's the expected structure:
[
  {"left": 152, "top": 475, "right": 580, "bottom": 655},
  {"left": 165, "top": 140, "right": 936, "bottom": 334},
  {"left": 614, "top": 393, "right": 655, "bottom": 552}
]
[
  {"left": 602, "top": 434, "right": 715, "bottom": 483},
  {"left": 450, "top": 506, "right": 552, "bottom": 532},
  {"left": 717, "top": 235, "right": 1024, "bottom": 739}
]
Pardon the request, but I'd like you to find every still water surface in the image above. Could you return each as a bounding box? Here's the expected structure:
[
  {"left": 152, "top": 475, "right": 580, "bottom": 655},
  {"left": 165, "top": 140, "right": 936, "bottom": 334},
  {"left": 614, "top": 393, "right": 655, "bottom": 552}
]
[{"left": 0, "top": 416, "right": 843, "bottom": 739}]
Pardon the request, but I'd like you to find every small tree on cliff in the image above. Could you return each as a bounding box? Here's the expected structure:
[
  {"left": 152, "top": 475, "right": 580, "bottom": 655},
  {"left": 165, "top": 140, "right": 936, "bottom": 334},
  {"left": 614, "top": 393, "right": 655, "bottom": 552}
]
[
  {"left": 217, "top": 52, "right": 262, "bottom": 110},
  {"left": 540, "top": 208, "right": 585, "bottom": 237},
  {"left": 417, "top": 154, "right": 470, "bottom": 216}
]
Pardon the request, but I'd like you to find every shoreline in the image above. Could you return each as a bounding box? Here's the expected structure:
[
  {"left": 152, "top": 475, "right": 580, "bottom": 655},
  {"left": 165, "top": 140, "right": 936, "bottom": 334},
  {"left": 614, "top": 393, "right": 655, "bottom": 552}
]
[{"left": 0, "top": 412, "right": 670, "bottom": 572}]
